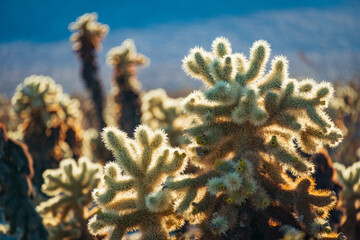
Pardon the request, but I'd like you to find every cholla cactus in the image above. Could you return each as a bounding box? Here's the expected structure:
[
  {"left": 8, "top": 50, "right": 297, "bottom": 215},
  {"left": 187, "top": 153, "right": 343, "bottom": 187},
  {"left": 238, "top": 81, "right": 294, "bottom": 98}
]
[
  {"left": 165, "top": 37, "right": 344, "bottom": 239},
  {"left": 334, "top": 162, "right": 360, "bottom": 239},
  {"left": 106, "top": 39, "right": 149, "bottom": 136},
  {"left": 141, "top": 89, "right": 192, "bottom": 146},
  {"left": 11, "top": 75, "right": 83, "bottom": 190},
  {"left": 327, "top": 82, "right": 360, "bottom": 166},
  {"left": 58, "top": 94, "right": 84, "bottom": 159},
  {"left": 88, "top": 125, "right": 187, "bottom": 240},
  {"left": 0, "top": 123, "right": 48, "bottom": 240},
  {"left": 37, "top": 157, "right": 102, "bottom": 240},
  {"left": 69, "top": 12, "right": 109, "bottom": 129}
]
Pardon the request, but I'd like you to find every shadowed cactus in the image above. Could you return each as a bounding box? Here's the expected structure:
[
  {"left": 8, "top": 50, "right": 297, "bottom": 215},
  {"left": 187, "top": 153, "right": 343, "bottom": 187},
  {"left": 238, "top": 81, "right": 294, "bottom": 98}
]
[
  {"left": 88, "top": 125, "right": 187, "bottom": 240},
  {"left": 37, "top": 157, "right": 102, "bottom": 240},
  {"left": 11, "top": 75, "right": 83, "bottom": 190},
  {"left": 0, "top": 123, "right": 48, "bottom": 240},
  {"left": 164, "top": 37, "right": 344, "bottom": 239},
  {"left": 69, "top": 12, "right": 108, "bottom": 129},
  {"left": 106, "top": 39, "right": 149, "bottom": 136}
]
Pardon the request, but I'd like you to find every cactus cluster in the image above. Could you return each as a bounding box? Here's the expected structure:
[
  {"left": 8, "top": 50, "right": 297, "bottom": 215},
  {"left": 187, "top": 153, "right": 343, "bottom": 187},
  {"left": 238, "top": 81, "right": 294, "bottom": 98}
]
[
  {"left": 106, "top": 39, "right": 149, "bottom": 136},
  {"left": 69, "top": 12, "right": 108, "bottom": 129},
  {"left": 141, "top": 89, "right": 192, "bottom": 147},
  {"left": 2, "top": 13, "right": 353, "bottom": 238},
  {"left": 81, "top": 128, "right": 113, "bottom": 163},
  {"left": 310, "top": 149, "right": 344, "bottom": 228},
  {"left": 88, "top": 126, "right": 187, "bottom": 240},
  {"left": 162, "top": 37, "right": 344, "bottom": 239},
  {"left": 11, "top": 75, "right": 83, "bottom": 190},
  {"left": 37, "top": 157, "right": 102, "bottom": 240}
]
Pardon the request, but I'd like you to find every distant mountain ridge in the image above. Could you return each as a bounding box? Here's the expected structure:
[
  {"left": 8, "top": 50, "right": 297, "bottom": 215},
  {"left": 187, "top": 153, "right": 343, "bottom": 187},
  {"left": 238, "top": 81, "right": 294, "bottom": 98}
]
[
  {"left": 0, "top": 5, "right": 359, "bottom": 96},
  {"left": 0, "top": 0, "right": 350, "bottom": 43}
]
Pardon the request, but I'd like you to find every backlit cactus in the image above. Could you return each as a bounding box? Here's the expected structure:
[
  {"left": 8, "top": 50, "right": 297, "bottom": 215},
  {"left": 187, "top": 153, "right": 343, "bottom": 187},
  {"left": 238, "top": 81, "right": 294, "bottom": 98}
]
[
  {"left": 165, "top": 37, "right": 344, "bottom": 239},
  {"left": 88, "top": 125, "right": 187, "bottom": 240},
  {"left": 11, "top": 75, "right": 83, "bottom": 190},
  {"left": 58, "top": 94, "right": 84, "bottom": 160},
  {"left": 106, "top": 39, "right": 149, "bottom": 136},
  {"left": 37, "top": 157, "right": 102, "bottom": 240},
  {"left": 328, "top": 82, "right": 360, "bottom": 166},
  {"left": 141, "top": 89, "right": 192, "bottom": 146},
  {"left": 69, "top": 13, "right": 108, "bottom": 129},
  {"left": 334, "top": 162, "right": 360, "bottom": 240}
]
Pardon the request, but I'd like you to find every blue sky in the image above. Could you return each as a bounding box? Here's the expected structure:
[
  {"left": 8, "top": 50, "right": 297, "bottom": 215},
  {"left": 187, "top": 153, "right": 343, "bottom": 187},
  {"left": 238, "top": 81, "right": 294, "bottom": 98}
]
[
  {"left": 0, "top": 0, "right": 359, "bottom": 95},
  {"left": 0, "top": 0, "right": 353, "bottom": 42}
]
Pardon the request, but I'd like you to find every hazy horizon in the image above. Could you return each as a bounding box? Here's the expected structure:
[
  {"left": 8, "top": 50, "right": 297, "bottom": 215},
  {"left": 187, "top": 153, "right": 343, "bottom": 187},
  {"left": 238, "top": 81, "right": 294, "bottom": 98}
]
[{"left": 1, "top": 0, "right": 359, "bottom": 96}]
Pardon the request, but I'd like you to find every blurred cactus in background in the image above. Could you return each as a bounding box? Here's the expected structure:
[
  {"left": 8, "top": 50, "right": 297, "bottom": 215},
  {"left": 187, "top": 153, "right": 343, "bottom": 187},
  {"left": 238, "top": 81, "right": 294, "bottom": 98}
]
[
  {"left": 334, "top": 161, "right": 360, "bottom": 240},
  {"left": 164, "top": 37, "right": 344, "bottom": 239},
  {"left": 0, "top": 123, "right": 48, "bottom": 240},
  {"left": 106, "top": 39, "right": 149, "bottom": 136},
  {"left": 141, "top": 89, "right": 192, "bottom": 147},
  {"left": 58, "top": 94, "right": 84, "bottom": 160},
  {"left": 82, "top": 128, "right": 112, "bottom": 164},
  {"left": 37, "top": 157, "right": 102, "bottom": 240},
  {"left": 0, "top": 95, "right": 19, "bottom": 132},
  {"left": 88, "top": 126, "right": 187, "bottom": 240},
  {"left": 327, "top": 81, "right": 360, "bottom": 166},
  {"left": 69, "top": 13, "right": 109, "bottom": 130},
  {"left": 11, "top": 75, "right": 83, "bottom": 191}
]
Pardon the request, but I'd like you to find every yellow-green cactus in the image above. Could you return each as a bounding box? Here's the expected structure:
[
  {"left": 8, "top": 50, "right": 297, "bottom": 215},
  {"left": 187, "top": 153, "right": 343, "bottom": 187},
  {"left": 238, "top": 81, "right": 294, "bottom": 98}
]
[
  {"left": 11, "top": 75, "right": 83, "bottom": 190},
  {"left": 88, "top": 125, "right": 187, "bottom": 240},
  {"left": 106, "top": 39, "right": 149, "bottom": 136},
  {"left": 141, "top": 89, "right": 192, "bottom": 146},
  {"left": 37, "top": 157, "right": 102, "bottom": 240},
  {"left": 165, "top": 37, "right": 344, "bottom": 239}
]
